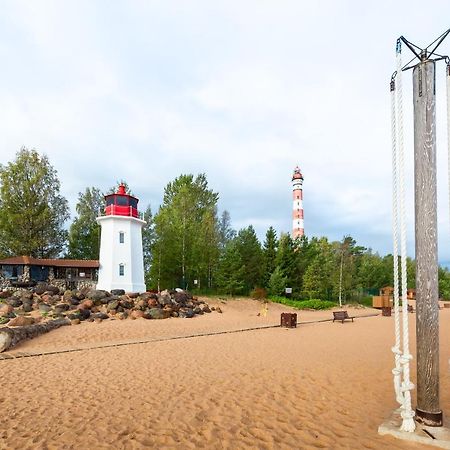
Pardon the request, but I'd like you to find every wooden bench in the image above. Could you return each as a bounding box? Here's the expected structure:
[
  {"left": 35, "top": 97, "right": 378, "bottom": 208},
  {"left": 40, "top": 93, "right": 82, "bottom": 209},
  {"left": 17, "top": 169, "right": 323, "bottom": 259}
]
[{"left": 333, "top": 311, "right": 355, "bottom": 323}]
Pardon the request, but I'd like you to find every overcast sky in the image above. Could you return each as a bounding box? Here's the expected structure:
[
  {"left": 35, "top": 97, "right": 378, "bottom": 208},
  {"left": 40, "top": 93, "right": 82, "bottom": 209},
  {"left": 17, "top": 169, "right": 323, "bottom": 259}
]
[{"left": 1, "top": 1, "right": 450, "bottom": 263}]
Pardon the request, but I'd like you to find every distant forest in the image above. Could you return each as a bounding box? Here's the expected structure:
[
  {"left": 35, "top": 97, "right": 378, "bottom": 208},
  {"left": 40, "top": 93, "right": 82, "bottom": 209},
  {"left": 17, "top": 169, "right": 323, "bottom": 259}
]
[{"left": 2, "top": 147, "right": 450, "bottom": 301}]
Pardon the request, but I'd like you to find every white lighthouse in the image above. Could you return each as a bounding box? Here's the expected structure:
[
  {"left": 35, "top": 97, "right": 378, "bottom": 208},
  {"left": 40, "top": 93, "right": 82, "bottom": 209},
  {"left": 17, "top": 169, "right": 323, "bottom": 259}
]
[
  {"left": 96, "top": 184, "right": 146, "bottom": 293},
  {"left": 292, "top": 166, "right": 304, "bottom": 239}
]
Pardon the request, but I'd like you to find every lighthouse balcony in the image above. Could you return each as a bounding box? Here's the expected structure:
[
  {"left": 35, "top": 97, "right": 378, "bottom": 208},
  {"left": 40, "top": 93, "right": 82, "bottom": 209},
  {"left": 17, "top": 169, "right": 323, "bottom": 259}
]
[{"left": 98, "top": 205, "right": 144, "bottom": 219}]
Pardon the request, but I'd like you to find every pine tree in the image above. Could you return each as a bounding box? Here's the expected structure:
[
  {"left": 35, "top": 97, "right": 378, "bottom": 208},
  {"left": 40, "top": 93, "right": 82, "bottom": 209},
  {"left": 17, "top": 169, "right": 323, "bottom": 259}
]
[
  {"left": 235, "top": 225, "right": 263, "bottom": 293},
  {"left": 262, "top": 226, "right": 278, "bottom": 287},
  {"left": 215, "top": 239, "right": 245, "bottom": 295}
]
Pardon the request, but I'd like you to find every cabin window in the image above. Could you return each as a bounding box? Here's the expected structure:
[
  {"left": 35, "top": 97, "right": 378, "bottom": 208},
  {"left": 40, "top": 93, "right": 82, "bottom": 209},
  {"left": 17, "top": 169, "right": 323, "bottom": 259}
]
[
  {"left": 119, "top": 232, "right": 124, "bottom": 243},
  {"left": 119, "top": 264, "right": 124, "bottom": 276}
]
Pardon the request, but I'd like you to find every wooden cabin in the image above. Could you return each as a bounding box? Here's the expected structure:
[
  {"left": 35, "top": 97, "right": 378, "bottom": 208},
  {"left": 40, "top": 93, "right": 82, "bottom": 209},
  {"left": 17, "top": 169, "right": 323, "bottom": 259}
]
[{"left": 0, "top": 256, "right": 99, "bottom": 291}]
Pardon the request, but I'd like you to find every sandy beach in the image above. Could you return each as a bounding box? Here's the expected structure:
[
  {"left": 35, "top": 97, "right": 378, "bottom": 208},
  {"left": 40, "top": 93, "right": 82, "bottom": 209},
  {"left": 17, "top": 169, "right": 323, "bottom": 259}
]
[{"left": 0, "top": 298, "right": 448, "bottom": 449}]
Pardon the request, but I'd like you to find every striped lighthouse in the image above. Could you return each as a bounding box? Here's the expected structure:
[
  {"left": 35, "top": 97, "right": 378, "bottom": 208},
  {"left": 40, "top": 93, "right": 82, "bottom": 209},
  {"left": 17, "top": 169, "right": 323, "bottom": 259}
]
[{"left": 292, "top": 166, "right": 304, "bottom": 239}]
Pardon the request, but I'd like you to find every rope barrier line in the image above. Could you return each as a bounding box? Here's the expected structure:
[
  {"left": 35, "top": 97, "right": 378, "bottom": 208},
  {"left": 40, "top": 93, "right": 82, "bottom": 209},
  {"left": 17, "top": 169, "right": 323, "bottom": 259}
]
[{"left": 0, "top": 313, "right": 381, "bottom": 361}]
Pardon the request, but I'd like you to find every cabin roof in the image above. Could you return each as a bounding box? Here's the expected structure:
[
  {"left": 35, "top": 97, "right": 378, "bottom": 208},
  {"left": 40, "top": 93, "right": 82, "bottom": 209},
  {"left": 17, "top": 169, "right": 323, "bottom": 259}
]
[{"left": 0, "top": 256, "right": 99, "bottom": 268}]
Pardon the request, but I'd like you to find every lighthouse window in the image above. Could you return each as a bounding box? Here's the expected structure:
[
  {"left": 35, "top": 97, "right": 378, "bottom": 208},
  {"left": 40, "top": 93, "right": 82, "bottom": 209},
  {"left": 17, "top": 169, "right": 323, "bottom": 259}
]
[
  {"left": 129, "top": 198, "right": 138, "bottom": 209},
  {"left": 119, "top": 232, "right": 124, "bottom": 243},
  {"left": 116, "top": 196, "right": 128, "bottom": 206},
  {"left": 119, "top": 264, "right": 124, "bottom": 276},
  {"left": 106, "top": 197, "right": 114, "bottom": 206}
]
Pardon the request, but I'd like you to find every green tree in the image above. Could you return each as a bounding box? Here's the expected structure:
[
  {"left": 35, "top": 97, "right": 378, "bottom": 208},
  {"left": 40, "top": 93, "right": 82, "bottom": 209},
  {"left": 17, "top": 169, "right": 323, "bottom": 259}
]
[
  {"left": 215, "top": 239, "right": 245, "bottom": 295},
  {"left": 0, "top": 148, "right": 69, "bottom": 258},
  {"left": 67, "top": 187, "right": 103, "bottom": 259},
  {"left": 275, "top": 233, "right": 298, "bottom": 290},
  {"left": 142, "top": 204, "right": 155, "bottom": 286},
  {"left": 439, "top": 266, "right": 450, "bottom": 300},
  {"left": 268, "top": 266, "right": 287, "bottom": 296},
  {"left": 234, "top": 225, "right": 263, "bottom": 293},
  {"left": 262, "top": 226, "right": 278, "bottom": 287},
  {"left": 218, "top": 210, "right": 236, "bottom": 251},
  {"left": 149, "top": 174, "right": 219, "bottom": 290}
]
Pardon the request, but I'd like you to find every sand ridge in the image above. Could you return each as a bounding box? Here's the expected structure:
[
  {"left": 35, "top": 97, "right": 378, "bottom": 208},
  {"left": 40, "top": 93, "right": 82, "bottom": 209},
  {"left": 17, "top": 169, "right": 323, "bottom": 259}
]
[{"left": 0, "top": 298, "right": 446, "bottom": 449}]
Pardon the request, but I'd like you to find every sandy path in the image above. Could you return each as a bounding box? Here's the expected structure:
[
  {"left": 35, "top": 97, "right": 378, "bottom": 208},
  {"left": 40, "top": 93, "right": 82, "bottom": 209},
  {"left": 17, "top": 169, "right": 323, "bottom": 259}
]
[{"left": 0, "top": 299, "right": 447, "bottom": 449}]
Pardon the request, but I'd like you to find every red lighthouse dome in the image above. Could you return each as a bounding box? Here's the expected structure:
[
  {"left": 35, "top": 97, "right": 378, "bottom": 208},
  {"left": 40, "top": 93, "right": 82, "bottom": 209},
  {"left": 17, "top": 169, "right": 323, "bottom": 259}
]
[{"left": 104, "top": 184, "right": 139, "bottom": 218}]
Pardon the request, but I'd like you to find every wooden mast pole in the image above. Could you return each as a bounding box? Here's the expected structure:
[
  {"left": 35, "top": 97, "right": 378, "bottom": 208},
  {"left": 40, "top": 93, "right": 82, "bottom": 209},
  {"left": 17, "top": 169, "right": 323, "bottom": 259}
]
[{"left": 413, "top": 54, "right": 443, "bottom": 427}]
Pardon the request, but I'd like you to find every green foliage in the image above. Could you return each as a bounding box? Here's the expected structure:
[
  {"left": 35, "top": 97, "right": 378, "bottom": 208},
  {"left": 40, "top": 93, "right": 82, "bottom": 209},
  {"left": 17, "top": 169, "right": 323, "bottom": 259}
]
[
  {"left": 67, "top": 187, "right": 103, "bottom": 259},
  {"left": 235, "top": 226, "right": 263, "bottom": 293},
  {"left": 268, "top": 296, "right": 336, "bottom": 310},
  {"left": 439, "top": 266, "right": 450, "bottom": 300},
  {"left": 262, "top": 226, "right": 278, "bottom": 284},
  {"left": 215, "top": 239, "right": 245, "bottom": 296},
  {"left": 268, "top": 266, "right": 287, "bottom": 296},
  {"left": 0, "top": 147, "right": 70, "bottom": 258},
  {"left": 149, "top": 174, "right": 219, "bottom": 290}
]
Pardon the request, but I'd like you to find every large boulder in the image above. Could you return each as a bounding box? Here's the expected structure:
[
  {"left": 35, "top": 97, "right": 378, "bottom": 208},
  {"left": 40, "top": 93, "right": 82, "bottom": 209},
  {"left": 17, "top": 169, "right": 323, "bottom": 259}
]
[
  {"left": 39, "top": 303, "right": 52, "bottom": 314},
  {"left": 7, "top": 298, "right": 22, "bottom": 308},
  {"left": 179, "top": 308, "right": 195, "bottom": 319},
  {"left": 158, "top": 290, "right": 172, "bottom": 306},
  {"left": 147, "top": 308, "right": 170, "bottom": 320},
  {"left": 111, "top": 289, "right": 125, "bottom": 296},
  {"left": 8, "top": 316, "right": 35, "bottom": 327},
  {"left": 0, "top": 304, "right": 14, "bottom": 317},
  {"left": 87, "top": 290, "right": 109, "bottom": 301}
]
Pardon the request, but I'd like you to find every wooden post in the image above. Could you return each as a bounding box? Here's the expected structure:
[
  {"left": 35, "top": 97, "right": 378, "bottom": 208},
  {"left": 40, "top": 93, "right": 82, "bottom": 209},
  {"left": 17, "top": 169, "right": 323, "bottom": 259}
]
[{"left": 413, "top": 58, "right": 443, "bottom": 426}]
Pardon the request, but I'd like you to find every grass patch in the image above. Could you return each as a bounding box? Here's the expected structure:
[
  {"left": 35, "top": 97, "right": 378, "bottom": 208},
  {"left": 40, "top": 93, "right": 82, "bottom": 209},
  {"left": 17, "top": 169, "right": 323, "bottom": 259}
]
[{"left": 268, "top": 296, "right": 337, "bottom": 310}]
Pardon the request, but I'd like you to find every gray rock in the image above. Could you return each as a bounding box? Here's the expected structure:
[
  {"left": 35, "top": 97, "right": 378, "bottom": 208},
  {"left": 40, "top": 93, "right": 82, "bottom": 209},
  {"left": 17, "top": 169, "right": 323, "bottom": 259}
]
[
  {"left": 39, "top": 304, "right": 52, "bottom": 313},
  {"left": 45, "top": 285, "right": 60, "bottom": 295},
  {"left": 87, "top": 290, "right": 109, "bottom": 301},
  {"left": 23, "top": 302, "right": 33, "bottom": 313},
  {"left": 147, "top": 308, "right": 170, "bottom": 319},
  {"left": 92, "top": 312, "right": 109, "bottom": 320},
  {"left": 111, "top": 289, "right": 125, "bottom": 296},
  {"left": 7, "top": 298, "right": 22, "bottom": 308},
  {"left": 158, "top": 291, "right": 172, "bottom": 305},
  {"left": 78, "top": 309, "right": 91, "bottom": 321},
  {"left": 179, "top": 308, "right": 195, "bottom": 318},
  {"left": 107, "top": 299, "right": 119, "bottom": 311}
]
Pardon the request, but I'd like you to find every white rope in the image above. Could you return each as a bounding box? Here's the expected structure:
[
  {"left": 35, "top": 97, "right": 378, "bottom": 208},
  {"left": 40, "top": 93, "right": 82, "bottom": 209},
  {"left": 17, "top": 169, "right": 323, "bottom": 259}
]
[
  {"left": 390, "top": 75, "right": 403, "bottom": 407},
  {"left": 395, "top": 41, "right": 416, "bottom": 433}
]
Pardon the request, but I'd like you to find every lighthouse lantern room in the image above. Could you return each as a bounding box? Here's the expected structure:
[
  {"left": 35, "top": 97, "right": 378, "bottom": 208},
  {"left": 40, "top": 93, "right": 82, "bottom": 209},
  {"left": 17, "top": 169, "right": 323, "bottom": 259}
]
[{"left": 96, "top": 183, "right": 146, "bottom": 293}]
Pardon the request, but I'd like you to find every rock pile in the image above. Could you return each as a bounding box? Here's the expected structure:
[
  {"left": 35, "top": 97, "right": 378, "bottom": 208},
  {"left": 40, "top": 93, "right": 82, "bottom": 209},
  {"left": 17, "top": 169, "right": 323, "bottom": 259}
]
[{"left": 0, "top": 285, "right": 219, "bottom": 326}]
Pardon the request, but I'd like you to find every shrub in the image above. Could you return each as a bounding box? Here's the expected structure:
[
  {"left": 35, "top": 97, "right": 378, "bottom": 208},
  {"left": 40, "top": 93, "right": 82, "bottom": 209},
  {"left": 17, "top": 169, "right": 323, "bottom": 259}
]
[
  {"left": 268, "top": 296, "right": 336, "bottom": 310},
  {"left": 250, "top": 287, "right": 267, "bottom": 300}
]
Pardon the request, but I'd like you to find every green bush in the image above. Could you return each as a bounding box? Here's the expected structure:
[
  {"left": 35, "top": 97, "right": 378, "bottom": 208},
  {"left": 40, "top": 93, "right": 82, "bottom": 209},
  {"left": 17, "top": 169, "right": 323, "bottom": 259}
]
[{"left": 268, "top": 296, "right": 336, "bottom": 310}]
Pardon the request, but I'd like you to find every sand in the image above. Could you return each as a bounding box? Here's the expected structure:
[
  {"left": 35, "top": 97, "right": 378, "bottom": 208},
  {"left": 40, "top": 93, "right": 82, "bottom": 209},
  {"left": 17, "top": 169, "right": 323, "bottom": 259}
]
[{"left": 0, "top": 298, "right": 448, "bottom": 449}]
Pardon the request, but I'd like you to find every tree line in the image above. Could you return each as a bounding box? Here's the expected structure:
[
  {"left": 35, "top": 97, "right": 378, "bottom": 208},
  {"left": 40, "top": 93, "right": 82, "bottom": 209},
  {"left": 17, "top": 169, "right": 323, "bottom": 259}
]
[{"left": 1, "top": 147, "right": 450, "bottom": 300}]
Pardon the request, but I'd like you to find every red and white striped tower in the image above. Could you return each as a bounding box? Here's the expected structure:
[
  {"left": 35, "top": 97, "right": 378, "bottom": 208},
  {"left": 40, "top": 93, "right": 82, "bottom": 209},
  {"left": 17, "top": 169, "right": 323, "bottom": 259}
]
[{"left": 292, "top": 166, "right": 304, "bottom": 239}]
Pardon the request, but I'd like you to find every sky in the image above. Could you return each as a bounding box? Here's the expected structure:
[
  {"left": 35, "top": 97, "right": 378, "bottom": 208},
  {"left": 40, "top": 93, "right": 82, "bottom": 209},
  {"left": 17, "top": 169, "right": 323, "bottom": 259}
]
[{"left": 0, "top": 0, "right": 450, "bottom": 263}]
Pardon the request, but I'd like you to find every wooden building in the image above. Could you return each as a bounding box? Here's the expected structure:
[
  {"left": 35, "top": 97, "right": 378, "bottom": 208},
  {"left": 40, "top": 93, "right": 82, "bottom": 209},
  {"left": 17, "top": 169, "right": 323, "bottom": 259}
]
[{"left": 0, "top": 256, "right": 99, "bottom": 290}]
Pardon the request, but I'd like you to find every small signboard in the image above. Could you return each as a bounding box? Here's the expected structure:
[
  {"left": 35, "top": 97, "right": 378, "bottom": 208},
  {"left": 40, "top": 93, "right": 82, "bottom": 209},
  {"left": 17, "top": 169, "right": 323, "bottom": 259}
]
[
  {"left": 285, "top": 287, "right": 292, "bottom": 298},
  {"left": 194, "top": 279, "right": 198, "bottom": 285}
]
